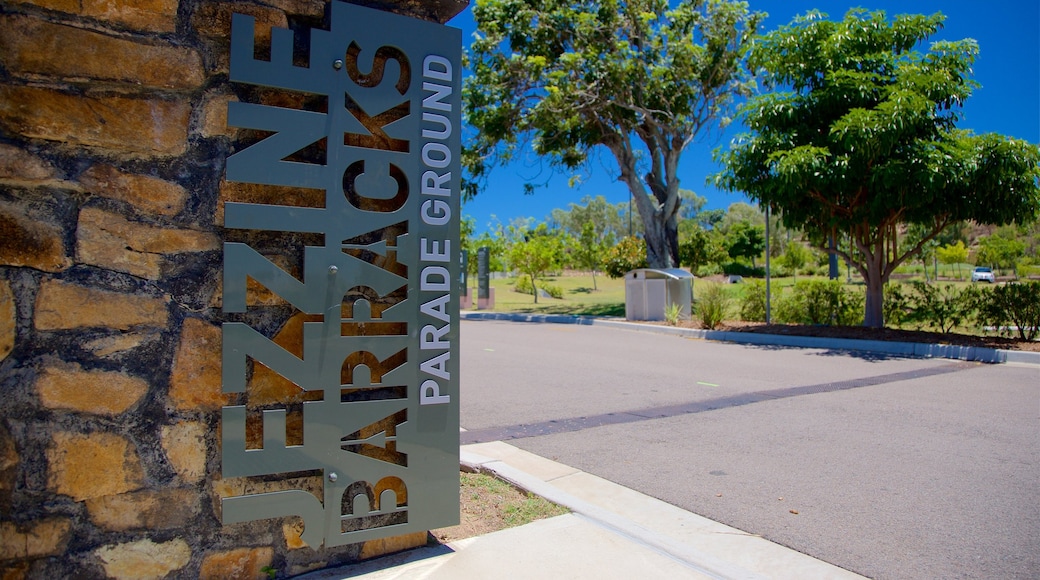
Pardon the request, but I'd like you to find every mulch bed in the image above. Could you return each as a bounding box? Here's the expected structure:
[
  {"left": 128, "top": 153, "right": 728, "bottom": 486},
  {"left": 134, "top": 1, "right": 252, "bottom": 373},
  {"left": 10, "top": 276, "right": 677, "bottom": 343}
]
[{"left": 657, "top": 320, "right": 1040, "bottom": 353}]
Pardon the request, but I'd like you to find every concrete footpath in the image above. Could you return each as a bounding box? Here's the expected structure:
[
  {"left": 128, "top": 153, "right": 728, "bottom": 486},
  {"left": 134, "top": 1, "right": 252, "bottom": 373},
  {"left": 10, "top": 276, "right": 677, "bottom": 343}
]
[{"left": 304, "top": 441, "right": 866, "bottom": 580}]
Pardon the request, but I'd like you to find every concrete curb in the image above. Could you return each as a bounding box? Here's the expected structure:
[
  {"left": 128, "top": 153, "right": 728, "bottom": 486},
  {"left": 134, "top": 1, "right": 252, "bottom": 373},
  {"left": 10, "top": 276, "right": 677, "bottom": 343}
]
[
  {"left": 460, "top": 450, "right": 766, "bottom": 580},
  {"left": 460, "top": 311, "right": 1040, "bottom": 365}
]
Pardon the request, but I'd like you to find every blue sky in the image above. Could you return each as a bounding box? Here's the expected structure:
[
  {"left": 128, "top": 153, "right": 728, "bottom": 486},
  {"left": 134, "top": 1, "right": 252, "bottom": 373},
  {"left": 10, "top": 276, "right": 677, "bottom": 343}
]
[{"left": 447, "top": 1, "right": 1040, "bottom": 234}]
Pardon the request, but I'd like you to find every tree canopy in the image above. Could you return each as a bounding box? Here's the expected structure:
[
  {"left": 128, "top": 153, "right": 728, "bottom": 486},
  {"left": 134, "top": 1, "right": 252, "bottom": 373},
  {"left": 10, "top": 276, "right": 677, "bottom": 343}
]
[
  {"left": 464, "top": 0, "right": 763, "bottom": 268},
  {"left": 714, "top": 9, "right": 1040, "bottom": 327}
]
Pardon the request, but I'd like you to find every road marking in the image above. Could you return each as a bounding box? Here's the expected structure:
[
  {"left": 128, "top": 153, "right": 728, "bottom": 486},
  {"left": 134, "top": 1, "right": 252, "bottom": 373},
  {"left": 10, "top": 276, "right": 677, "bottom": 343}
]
[
  {"left": 697, "top": 381, "right": 719, "bottom": 387},
  {"left": 460, "top": 362, "right": 975, "bottom": 444}
]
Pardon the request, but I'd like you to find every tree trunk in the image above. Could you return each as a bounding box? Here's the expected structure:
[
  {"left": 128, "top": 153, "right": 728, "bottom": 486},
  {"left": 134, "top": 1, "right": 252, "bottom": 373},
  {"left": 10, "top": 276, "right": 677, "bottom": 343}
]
[
  {"left": 643, "top": 219, "right": 673, "bottom": 268},
  {"left": 863, "top": 272, "right": 884, "bottom": 328}
]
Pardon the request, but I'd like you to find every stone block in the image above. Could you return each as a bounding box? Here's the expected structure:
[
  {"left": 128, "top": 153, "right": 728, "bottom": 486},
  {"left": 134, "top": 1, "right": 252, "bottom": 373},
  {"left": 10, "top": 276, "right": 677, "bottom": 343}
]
[
  {"left": 79, "top": 165, "right": 188, "bottom": 217},
  {"left": 0, "top": 424, "right": 18, "bottom": 511},
  {"left": 169, "top": 318, "right": 228, "bottom": 411},
  {"left": 86, "top": 488, "right": 198, "bottom": 531},
  {"left": 198, "top": 547, "right": 273, "bottom": 580},
  {"left": 359, "top": 532, "right": 429, "bottom": 560},
  {"left": 208, "top": 252, "right": 294, "bottom": 308},
  {"left": 95, "top": 538, "right": 191, "bottom": 580},
  {"left": 215, "top": 179, "right": 324, "bottom": 225},
  {"left": 262, "top": 0, "right": 326, "bottom": 18},
  {"left": 198, "top": 91, "right": 238, "bottom": 139},
  {"left": 192, "top": 2, "right": 287, "bottom": 43},
  {"left": 0, "top": 200, "right": 72, "bottom": 273},
  {"left": 34, "top": 279, "right": 168, "bottom": 331},
  {"left": 82, "top": 331, "right": 160, "bottom": 358},
  {"left": 0, "top": 280, "right": 13, "bottom": 362},
  {"left": 0, "top": 518, "right": 72, "bottom": 560},
  {"left": 0, "top": 15, "right": 203, "bottom": 90},
  {"left": 282, "top": 519, "right": 307, "bottom": 550},
  {"left": 248, "top": 313, "right": 309, "bottom": 406},
  {"left": 0, "top": 144, "right": 77, "bottom": 189},
  {"left": 0, "top": 86, "right": 189, "bottom": 157},
  {"left": 160, "top": 420, "right": 207, "bottom": 483},
  {"left": 8, "top": 0, "right": 179, "bottom": 33},
  {"left": 76, "top": 207, "right": 219, "bottom": 279},
  {"left": 36, "top": 362, "right": 148, "bottom": 416},
  {"left": 47, "top": 431, "right": 144, "bottom": 502},
  {"left": 0, "top": 561, "right": 30, "bottom": 579}
]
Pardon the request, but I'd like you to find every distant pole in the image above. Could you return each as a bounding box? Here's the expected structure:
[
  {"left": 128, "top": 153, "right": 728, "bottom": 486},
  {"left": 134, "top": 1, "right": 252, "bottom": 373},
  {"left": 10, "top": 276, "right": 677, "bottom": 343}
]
[
  {"left": 628, "top": 192, "right": 633, "bottom": 237},
  {"left": 765, "top": 205, "right": 771, "bottom": 324},
  {"left": 828, "top": 235, "right": 839, "bottom": 279}
]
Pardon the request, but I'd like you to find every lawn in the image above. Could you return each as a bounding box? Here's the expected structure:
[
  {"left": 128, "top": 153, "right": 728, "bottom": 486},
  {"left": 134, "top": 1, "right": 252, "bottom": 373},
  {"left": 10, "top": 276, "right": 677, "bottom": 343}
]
[{"left": 469, "top": 272, "right": 772, "bottom": 317}]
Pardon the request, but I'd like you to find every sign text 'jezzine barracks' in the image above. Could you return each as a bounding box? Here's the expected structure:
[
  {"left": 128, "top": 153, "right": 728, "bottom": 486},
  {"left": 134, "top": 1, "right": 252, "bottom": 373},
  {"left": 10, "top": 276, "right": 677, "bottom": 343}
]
[{"left": 220, "top": 3, "right": 461, "bottom": 547}]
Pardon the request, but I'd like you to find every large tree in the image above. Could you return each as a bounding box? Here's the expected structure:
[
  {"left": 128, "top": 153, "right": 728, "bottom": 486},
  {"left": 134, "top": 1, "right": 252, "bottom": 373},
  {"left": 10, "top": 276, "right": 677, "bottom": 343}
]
[
  {"left": 715, "top": 9, "right": 1040, "bottom": 327},
  {"left": 463, "top": 0, "right": 762, "bottom": 268}
]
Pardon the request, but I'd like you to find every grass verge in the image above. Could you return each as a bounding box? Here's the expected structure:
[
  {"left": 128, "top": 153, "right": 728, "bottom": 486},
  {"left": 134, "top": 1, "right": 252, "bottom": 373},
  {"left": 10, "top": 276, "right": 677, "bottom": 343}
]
[{"left": 430, "top": 472, "right": 569, "bottom": 543}]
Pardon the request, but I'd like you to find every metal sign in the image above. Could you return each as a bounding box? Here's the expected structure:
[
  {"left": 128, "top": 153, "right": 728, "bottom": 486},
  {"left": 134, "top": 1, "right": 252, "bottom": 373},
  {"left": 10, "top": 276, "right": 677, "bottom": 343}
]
[{"left": 220, "top": 2, "right": 460, "bottom": 547}]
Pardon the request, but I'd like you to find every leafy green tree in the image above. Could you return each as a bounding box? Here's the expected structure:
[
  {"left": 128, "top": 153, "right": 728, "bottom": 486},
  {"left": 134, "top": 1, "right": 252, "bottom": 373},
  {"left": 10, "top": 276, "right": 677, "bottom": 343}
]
[
  {"left": 902, "top": 223, "right": 940, "bottom": 282},
  {"left": 604, "top": 236, "right": 648, "bottom": 278},
  {"left": 549, "top": 195, "right": 629, "bottom": 242},
  {"left": 678, "top": 226, "right": 726, "bottom": 273},
  {"left": 697, "top": 208, "right": 726, "bottom": 230},
  {"left": 718, "top": 202, "right": 764, "bottom": 232},
  {"left": 714, "top": 9, "right": 1040, "bottom": 327},
  {"left": 975, "top": 233, "right": 1026, "bottom": 273},
  {"left": 464, "top": 0, "right": 763, "bottom": 268},
  {"left": 678, "top": 189, "right": 707, "bottom": 221},
  {"left": 507, "top": 224, "right": 566, "bottom": 303},
  {"left": 780, "top": 242, "right": 811, "bottom": 280},
  {"left": 936, "top": 241, "right": 969, "bottom": 279},
  {"left": 572, "top": 221, "right": 610, "bottom": 290},
  {"left": 725, "top": 221, "right": 765, "bottom": 268}
]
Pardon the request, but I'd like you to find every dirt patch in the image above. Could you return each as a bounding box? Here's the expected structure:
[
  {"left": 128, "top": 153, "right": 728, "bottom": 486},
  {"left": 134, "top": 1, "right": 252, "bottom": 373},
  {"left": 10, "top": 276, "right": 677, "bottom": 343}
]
[
  {"left": 650, "top": 320, "right": 1040, "bottom": 353},
  {"left": 430, "top": 472, "right": 568, "bottom": 543}
]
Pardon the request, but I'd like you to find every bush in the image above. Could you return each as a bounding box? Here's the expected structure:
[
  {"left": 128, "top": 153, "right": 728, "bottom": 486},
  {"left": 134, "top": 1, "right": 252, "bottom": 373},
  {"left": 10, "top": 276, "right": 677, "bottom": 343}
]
[
  {"left": 604, "top": 236, "right": 648, "bottom": 278},
  {"left": 773, "top": 279, "right": 862, "bottom": 326},
  {"left": 695, "top": 263, "right": 723, "bottom": 277},
  {"left": 884, "top": 283, "right": 912, "bottom": 328},
  {"left": 975, "top": 281, "right": 1040, "bottom": 340},
  {"left": 721, "top": 262, "right": 764, "bottom": 278},
  {"left": 696, "top": 283, "right": 730, "bottom": 330},
  {"left": 513, "top": 275, "right": 563, "bottom": 299},
  {"left": 904, "top": 281, "right": 976, "bottom": 333},
  {"left": 739, "top": 280, "right": 767, "bottom": 322},
  {"left": 664, "top": 302, "right": 684, "bottom": 326}
]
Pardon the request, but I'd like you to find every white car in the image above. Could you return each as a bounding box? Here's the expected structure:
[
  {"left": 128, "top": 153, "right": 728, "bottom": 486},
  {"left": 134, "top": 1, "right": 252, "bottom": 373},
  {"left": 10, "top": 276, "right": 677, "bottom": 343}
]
[{"left": 971, "top": 267, "right": 995, "bottom": 283}]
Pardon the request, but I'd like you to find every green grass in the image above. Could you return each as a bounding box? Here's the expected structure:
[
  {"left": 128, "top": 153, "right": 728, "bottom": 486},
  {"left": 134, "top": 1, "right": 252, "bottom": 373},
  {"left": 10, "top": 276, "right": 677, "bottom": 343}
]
[
  {"left": 467, "top": 270, "right": 1030, "bottom": 337},
  {"left": 462, "top": 472, "right": 568, "bottom": 527},
  {"left": 473, "top": 274, "right": 628, "bottom": 316}
]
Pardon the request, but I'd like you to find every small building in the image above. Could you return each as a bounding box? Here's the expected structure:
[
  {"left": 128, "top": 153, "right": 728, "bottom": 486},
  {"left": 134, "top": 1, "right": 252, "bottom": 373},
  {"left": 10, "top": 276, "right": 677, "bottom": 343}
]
[{"left": 624, "top": 268, "right": 695, "bottom": 321}]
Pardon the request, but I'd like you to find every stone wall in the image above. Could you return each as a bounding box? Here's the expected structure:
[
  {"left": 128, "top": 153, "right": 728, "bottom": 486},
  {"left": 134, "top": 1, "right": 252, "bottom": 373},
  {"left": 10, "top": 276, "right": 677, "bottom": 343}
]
[{"left": 0, "top": 0, "right": 466, "bottom": 577}]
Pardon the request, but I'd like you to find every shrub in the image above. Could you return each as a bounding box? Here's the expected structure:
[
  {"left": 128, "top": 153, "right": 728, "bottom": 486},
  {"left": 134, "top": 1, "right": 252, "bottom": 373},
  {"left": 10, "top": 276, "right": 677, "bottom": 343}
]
[
  {"left": 696, "top": 283, "right": 729, "bottom": 330},
  {"left": 884, "top": 283, "right": 912, "bottom": 328},
  {"left": 514, "top": 275, "right": 563, "bottom": 299},
  {"left": 739, "top": 279, "right": 767, "bottom": 322},
  {"left": 604, "top": 236, "right": 648, "bottom": 278},
  {"left": 773, "top": 279, "right": 862, "bottom": 326},
  {"left": 976, "top": 281, "right": 1040, "bottom": 340},
  {"left": 721, "top": 262, "right": 764, "bottom": 278},
  {"left": 695, "top": 263, "right": 723, "bottom": 277},
  {"left": 664, "top": 302, "right": 684, "bottom": 326},
  {"left": 905, "top": 281, "right": 976, "bottom": 333}
]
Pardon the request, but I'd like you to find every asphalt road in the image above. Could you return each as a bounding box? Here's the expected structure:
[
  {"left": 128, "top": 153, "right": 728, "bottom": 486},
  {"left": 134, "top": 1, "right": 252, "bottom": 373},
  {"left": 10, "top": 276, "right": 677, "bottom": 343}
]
[{"left": 459, "top": 319, "right": 1040, "bottom": 580}]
